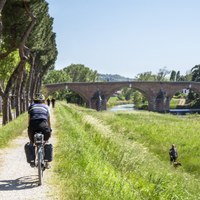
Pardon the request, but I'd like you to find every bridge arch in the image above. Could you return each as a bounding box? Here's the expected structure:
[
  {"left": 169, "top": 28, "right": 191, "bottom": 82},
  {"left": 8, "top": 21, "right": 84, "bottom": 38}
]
[
  {"left": 45, "top": 81, "right": 200, "bottom": 112},
  {"left": 103, "top": 84, "right": 148, "bottom": 110}
]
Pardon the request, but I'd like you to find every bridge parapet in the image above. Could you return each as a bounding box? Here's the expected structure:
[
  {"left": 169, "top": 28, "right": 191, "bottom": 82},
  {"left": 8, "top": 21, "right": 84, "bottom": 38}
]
[{"left": 45, "top": 81, "right": 200, "bottom": 112}]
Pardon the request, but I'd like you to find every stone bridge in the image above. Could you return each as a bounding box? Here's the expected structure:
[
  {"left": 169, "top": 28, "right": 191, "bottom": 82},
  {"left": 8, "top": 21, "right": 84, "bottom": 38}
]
[{"left": 45, "top": 81, "right": 200, "bottom": 112}]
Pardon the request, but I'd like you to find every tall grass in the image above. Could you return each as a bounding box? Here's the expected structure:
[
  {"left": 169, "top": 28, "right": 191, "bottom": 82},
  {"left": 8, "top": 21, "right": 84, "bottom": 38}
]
[
  {"left": 53, "top": 103, "right": 200, "bottom": 199},
  {"left": 0, "top": 113, "right": 27, "bottom": 148},
  {"left": 89, "top": 111, "right": 200, "bottom": 177}
]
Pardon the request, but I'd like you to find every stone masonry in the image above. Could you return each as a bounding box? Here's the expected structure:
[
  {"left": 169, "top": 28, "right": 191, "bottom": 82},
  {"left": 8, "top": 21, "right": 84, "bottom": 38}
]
[{"left": 45, "top": 81, "right": 200, "bottom": 112}]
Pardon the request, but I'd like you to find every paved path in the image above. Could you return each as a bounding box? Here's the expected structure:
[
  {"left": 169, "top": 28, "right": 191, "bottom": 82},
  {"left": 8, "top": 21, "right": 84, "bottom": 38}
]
[{"left": 0, "top": 109, "right": 58, "bottom": 200}]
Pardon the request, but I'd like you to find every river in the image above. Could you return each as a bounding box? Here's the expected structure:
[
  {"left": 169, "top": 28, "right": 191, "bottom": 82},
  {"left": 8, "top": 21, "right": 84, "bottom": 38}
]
[
  {"left": 109, "top": 104, "right": 200, "bottom": 115},
  {"left": 109, "top": 104, "right": 135, "bottom": 112}
]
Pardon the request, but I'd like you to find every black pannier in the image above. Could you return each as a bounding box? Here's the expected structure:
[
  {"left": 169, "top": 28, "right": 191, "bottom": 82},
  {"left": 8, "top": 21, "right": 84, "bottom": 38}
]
[
  {"left": 24, "top": 142, "right": 35, "bottom": 163},
  {"left": 44, "top": 143, "right": 53, "bottom": 162}
]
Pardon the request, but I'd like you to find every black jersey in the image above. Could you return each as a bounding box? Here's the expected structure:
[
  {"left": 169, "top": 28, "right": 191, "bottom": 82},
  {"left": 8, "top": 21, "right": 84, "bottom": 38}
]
[{"left": 28, "top": 103, "right": 50, "bottom": 121}]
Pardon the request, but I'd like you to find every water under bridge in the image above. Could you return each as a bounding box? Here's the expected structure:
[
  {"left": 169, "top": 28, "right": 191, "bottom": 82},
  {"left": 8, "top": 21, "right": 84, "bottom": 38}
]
[{"left": 45, "top": 81, "right": 200, "bottom": 112}]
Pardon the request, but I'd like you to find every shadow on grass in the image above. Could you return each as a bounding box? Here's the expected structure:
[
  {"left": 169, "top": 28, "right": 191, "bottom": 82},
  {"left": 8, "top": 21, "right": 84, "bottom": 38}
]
[{"left": 0, "top": 175, "right": 40, "bottom": 190}]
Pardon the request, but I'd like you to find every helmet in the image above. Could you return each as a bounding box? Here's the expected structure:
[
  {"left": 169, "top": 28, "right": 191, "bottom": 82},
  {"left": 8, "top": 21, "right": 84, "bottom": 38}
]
[{"left": 33, "top": 93, "right": 45, "bottom": 101}]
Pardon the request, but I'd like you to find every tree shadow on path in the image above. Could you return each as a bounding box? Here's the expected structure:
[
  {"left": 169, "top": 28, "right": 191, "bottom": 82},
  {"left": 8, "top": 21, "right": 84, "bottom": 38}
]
[{"left": 0, "top": 175, "right": 40, "bottom": 190}]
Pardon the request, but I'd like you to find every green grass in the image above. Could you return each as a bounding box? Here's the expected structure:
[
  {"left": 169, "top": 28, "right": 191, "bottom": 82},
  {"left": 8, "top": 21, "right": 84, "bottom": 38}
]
[
  {"left": 107, "top": 96, "right": 133, "bottom": 107},
  {"left": 170, "top": 98, "right": 180, "bottom": 109},
  {"left": 0, "top": 113, "right": 27, "bottom": 148},
  {"left": 53, "top": 102, "right": 200, "bottom": 199},
  {"left": 91, "top": 111, "right": 200, "bottom": 177}
]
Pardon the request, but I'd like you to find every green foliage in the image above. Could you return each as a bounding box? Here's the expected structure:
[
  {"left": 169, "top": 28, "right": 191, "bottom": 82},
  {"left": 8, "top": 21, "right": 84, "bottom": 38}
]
[
  {"left": 63, "top": 64, "right": 98, "bottom": 82},
  {"left": 107, "top": 96, "right": 118, "bottom": 107},
  {"left": 0, "top": 50, "right": 19, "bottom": 82},
  {"left": 170, "top": 70, "right": 176, "bottom": 81},
  {"left": 53, "top": 103, "right": 200, "bottom": 199},
  {"left": 170, "top": 99, "right": 180, "bottom": 109},
  {"left": 176, "top": 71, "right": 180, "bottom": 81},
  {"left": 121, "top": 88, "right": 134, "bottom": 101},
  {"left": 28, "top": 1, "right": 57, "bottom": 72},
  {"left": 44, "top": 64, "right": 98, "bottom": 101},
  {"left": 135, "top": 71, "right": 156, "bottom": 81},
  {"left": 98, "top": 74, "right": 133, "bottom": 82},
  {"left": 133, "top": 91, "right": 144, "bottom": 108},
  {"left": 2, "top": 0, "right": 29, "bottom": 50},
  {"left": 191, "top": 65, "right": 200, "bottom": 82},
  {"left": 184, "top": 70, "right": 192, "bottom": 81},
  {"left": 173, "top": 92, "right": 187, "bottom": 99},
  {"left": 156, "top": 67, "right": 170, "bottom": 81},
  {"left": 43, "top": 70, "right": 70, "bottom": 84}
]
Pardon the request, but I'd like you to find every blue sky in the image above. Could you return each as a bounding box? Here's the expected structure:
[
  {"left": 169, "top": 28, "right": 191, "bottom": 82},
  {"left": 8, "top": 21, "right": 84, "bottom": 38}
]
[{"left": 46, "top": 0, "right": 200, "bottom": 78}]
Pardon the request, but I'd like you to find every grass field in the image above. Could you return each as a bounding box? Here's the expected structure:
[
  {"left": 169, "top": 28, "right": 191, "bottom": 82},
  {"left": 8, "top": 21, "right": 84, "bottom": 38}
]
[
  {"left": 53, "top": 102, "right": 200, "bottom": 199},
  {"left": 0, "top": 113, "right": 27, "bottom": 148}
]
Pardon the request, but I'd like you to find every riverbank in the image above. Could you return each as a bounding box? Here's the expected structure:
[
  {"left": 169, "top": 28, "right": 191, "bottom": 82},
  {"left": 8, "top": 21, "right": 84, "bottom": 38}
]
[{"left": 52, "top": 103, "right": 200, "bottom": 199}]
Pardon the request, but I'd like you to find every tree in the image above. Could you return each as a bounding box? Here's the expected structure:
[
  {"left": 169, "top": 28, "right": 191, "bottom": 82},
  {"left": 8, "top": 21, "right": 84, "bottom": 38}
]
[
  {"left": 121, "top": 88, "right": 134, "bottom": 101},
  {"left": 156, "top": 67, "right": 170, "bottom": 81},
  {"left": 175, "top": 71, "right": 181, "bottom": 81},
  {"left": 133, "top": 91, "right": 144, "bottom": 108},
  {"left": 43, "top": 70, "right": 70, "bottom": 84},
  {"left": 0, "top": 0, "right": 57, "bottom": 124},
  {"left": 1, "top": 0, "right": 37, "bottom": 123},
  {"left": 170, "top": 70, "right": 176, "bottom": 81},
  {"left": 135, "top": 71, "right": 156, "bottom": 81},
  {"left": 184, "top": 70, "right": 192, "bottom": 81},
  {"left": 0, "top": 0, "right": 7, "bottom": 41},
  {"left": 191, "top": 65, "right": 200, "bottom": 82},
  {"left": 63, "top": 64, "right": 98, "bottom": 82},
  {"left": 44, "top": 64, "right": 98, "bottom": 102}
]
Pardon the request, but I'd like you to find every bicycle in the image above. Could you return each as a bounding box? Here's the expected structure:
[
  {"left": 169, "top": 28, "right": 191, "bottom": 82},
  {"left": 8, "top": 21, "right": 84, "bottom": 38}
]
[{"left": 34, "top": 132, "right": 47, "bottom": 186}]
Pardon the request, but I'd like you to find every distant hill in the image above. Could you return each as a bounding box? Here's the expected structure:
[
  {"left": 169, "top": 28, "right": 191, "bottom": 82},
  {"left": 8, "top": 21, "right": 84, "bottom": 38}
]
[{"left": 97, "top": 74, "right": 134, "bottom": 82}]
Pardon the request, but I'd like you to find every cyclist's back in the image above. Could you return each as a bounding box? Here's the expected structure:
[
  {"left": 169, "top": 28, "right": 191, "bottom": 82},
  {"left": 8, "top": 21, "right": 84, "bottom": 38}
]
[{"left": 28, "top": 93, "right": 51, "bottom": 143}]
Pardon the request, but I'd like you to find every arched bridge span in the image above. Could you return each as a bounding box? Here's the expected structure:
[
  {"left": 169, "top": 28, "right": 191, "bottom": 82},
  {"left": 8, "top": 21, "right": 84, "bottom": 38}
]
[{"left": 45, "top": 81, "right": 200, "bottom": 112}]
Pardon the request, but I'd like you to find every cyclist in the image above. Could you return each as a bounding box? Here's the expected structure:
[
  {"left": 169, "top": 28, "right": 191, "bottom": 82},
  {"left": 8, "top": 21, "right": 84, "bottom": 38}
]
[{"left": 28, "top": 93, "right": 52, "bottom": 167}]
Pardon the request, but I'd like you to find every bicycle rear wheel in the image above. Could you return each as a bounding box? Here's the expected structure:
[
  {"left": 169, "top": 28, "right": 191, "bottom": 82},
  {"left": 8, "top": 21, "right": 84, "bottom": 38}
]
[{"left": 38, "top": 149, "right": 43, "bottom": 185}]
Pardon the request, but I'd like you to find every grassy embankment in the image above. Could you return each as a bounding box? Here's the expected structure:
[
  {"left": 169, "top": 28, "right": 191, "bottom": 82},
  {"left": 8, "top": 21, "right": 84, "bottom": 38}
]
[
  {"left": 53, "top": 102, "right": 200, "bottom": 199},
  {"left": 0, "top": 113, "right": 27, "bottom": 148}
]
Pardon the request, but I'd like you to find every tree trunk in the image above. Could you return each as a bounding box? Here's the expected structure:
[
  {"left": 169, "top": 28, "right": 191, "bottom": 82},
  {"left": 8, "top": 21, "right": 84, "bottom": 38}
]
[
  {"left": 31, "top": 70, "right": 40, "bottom": 97},
  {"left": 0, "top": 0, "right": 6, "bottom": 40},
  {"left": 0, "top": 96, "right": 2, "bottom": 113},
  {"left": 2, "top": 95, "right": 9, "bottom": 125},
  {"left": 16, "top": 70, "right": 23, "bottom": 117},
  {"left": 9, "top": 99, "right": 12, "bottom": 121},
  {"left": 37, "top": 75, "right": 42, "bottom": 93},
  {"left": 26, "top": 53, "right": 35, "bottom": 108},
  {"left": 21, "top": 68, "right": 28, "bottom": 113}
]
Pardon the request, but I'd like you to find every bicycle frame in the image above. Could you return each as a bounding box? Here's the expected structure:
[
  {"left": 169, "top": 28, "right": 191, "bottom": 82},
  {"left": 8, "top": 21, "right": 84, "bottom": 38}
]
[{"left": 34, "top": 132, "right": 46, "bottom": 186}]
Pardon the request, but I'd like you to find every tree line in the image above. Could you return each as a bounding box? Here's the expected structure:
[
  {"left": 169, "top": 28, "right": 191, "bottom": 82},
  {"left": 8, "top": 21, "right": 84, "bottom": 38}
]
[{"left": 0, "top": 0, "right": 57, "bottom": 125}]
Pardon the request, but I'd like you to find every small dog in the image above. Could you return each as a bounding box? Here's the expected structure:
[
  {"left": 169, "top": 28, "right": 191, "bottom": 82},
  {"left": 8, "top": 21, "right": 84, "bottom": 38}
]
[{"left": 173, "top": 161, "right": 182, "bottom": 168}]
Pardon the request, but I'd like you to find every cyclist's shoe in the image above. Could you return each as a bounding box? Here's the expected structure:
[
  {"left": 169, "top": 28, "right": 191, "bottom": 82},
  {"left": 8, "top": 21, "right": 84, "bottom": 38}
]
[{"left": 30, "top": 161, "right": 35, "bottom": 168}]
